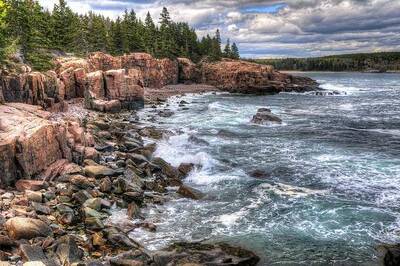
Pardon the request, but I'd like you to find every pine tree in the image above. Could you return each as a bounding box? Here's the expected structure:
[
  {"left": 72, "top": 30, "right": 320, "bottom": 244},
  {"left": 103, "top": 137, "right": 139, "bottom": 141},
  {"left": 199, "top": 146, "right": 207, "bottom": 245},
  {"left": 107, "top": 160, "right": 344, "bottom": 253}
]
[
  {"left": 159, "top": 7, "right": 171, "bottom": 29},
  {"left": 111, "top": 17, "right": 124, "bottom": 55},
  {"left": 144, "top": 12, "right": 156, "bottom": 54},
  {"left": 6, "top": 0, "right": 52, "bottom": 69},
  {"left": 231, "top": 42, "right": 239, "bottom": 59},
  {"left": 223, "top": 38, "right": 231, "bottom": 58},
  {"left": 51, "top": 0, "right": 75, "bottom": 51}
]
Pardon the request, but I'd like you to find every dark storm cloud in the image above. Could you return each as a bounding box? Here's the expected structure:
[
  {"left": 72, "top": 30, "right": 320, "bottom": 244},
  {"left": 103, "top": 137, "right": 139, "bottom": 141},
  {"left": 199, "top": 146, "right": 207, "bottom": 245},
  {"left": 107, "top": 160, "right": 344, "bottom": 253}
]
[{"left": 38, "top": 0, "right": 400, "bottom": 58}]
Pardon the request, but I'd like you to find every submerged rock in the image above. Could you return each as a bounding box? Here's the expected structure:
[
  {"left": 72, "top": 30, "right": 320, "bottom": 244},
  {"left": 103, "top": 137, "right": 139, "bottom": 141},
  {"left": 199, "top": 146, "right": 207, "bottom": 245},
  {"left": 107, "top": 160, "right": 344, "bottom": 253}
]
[
  {"left": 152, "top": 242, "right": 260, "bottom": 266},
  {"left": 251, "top": 108, "right": 282, "bottom": 125}
]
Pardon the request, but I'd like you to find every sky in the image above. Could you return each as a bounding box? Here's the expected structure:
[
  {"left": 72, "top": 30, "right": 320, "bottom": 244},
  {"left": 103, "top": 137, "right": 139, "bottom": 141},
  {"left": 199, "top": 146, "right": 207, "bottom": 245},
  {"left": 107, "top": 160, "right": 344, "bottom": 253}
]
[{"left": 38, "top": 0, "right": 400, "bottom": 58}]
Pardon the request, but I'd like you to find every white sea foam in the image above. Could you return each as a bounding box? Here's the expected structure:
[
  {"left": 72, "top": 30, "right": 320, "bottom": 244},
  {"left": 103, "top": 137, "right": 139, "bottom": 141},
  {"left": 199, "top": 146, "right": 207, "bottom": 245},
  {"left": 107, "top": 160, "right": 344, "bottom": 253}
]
[
  {"left": 153, "top": 133, "right": 215, "bottom": 169},
  {"left": 320, "top": 83, "right": 360, "bottom": 94}
]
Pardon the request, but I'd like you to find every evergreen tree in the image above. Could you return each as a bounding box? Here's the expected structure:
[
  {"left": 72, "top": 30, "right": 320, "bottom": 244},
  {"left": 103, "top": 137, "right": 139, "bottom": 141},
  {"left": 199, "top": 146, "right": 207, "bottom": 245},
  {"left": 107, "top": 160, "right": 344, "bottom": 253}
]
[
  {"left": 1, "top": 1, "right": 240, "bottom": 68},
  {"left": 231, "top": 42, "right": 239, "bottom": 59},
  {"left": 0, "top": 0, "right": 8, "bottom": 61},
  {"left": 223, "top": 38, "right": 231, "bottom": 58},
  {"left": 6, "top": 0, "right": 53, "bottom": 69},
  {"left": 51, "top": 0, "right": 75, "bottom": 51},
  {"left": 143, "top": 12, "right": 156, "bottom": 54}
]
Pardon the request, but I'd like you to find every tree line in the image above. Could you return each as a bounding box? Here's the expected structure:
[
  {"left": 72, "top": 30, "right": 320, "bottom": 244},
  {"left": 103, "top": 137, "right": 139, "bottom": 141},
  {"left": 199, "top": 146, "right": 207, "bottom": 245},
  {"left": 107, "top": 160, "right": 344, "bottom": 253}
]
[
  {"left": 0, "top": 0, "right": 240, "bottom": 70},
  {"left": 250, "top": 52, "right": 400, "bottom": 72}
]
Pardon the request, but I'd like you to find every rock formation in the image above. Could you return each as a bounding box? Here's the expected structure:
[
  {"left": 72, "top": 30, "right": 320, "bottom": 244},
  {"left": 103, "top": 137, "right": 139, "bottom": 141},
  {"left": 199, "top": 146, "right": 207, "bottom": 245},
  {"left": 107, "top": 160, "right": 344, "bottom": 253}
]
[
  {"left": 195, "top": 59, "right": 319, "bottom": 94},
  {"left": 0, "top": 103, "right": 96, "bottom": 187}
]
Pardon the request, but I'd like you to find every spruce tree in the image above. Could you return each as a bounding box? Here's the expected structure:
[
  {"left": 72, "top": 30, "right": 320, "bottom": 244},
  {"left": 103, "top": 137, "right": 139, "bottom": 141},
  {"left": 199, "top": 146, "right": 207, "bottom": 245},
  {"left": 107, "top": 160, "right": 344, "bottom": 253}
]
[
  {"left": 51, "top": 0, "right": 75, "bottom": 51},
  {"left": 224, "top": 38, "right": 232, "bottom": 58},
  {"left": 231, "top": 42, "right": 240, "bottom": 59},
  {"left": 144, "top": 12, "right": 156, "bottom": 54}
]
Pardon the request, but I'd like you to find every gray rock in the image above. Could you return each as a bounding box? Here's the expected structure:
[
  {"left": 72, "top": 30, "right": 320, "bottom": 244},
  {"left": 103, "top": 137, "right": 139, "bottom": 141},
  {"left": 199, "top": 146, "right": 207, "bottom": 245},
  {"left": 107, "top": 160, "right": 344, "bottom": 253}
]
[{"left": 251, "top": 108, "right": 282, "bottom": 124}]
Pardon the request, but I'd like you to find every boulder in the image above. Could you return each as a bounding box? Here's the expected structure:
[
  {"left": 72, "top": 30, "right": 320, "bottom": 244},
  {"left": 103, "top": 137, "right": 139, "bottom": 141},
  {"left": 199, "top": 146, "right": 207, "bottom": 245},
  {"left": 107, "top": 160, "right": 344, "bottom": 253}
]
[
  {"left": 177, "top": 185, "right": 205, "bottom": 200},
  {"left": 5, "top": 217, "right": 52, "bottom": 240},
  {"left": 152, "top": 242, "right": 260, "bottom": 266},
  {"left": 251, "top": 108, "right": 282, "bottom": 124},
  {"left": 84, "top": 165, "right": 117, "bottom": 178}
]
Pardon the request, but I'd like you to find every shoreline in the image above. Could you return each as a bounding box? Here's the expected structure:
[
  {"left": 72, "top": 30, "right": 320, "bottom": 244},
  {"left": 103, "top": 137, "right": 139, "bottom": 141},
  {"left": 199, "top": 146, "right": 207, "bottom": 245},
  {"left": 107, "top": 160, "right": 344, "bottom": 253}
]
[{"left": 0, "top": 86, "right": 260, "bottom": 265}]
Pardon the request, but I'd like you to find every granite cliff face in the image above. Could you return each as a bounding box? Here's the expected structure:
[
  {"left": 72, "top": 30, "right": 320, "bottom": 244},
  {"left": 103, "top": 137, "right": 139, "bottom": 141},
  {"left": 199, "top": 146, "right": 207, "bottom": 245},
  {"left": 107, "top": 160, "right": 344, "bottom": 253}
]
[
  {"left": 193, "top": 59, "right": 319, "bottom": 94},
  {"left": 0, "top": 103, "right": 96, "bottom": 187}
]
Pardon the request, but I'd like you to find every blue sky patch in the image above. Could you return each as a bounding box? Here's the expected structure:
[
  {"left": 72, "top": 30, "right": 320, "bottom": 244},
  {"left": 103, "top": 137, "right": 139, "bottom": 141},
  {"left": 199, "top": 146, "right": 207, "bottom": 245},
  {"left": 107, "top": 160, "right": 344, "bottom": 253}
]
[{"left": 241, "top": 3, "right": 287, "bottom": 14}]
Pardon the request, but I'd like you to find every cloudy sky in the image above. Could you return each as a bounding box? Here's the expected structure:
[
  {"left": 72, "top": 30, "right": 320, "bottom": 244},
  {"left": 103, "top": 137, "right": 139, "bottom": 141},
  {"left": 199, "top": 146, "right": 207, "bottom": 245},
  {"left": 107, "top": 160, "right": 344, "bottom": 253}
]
[{"left": 38, "top": 0, "right": 400, "bottom": 58}]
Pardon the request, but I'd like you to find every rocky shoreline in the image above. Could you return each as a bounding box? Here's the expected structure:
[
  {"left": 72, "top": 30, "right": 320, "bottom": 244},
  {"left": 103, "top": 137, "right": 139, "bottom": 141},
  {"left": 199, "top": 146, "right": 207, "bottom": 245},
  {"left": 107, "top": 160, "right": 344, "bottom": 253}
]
[{"left": 0, "top": 52, "right": 321, "bottom": 265}]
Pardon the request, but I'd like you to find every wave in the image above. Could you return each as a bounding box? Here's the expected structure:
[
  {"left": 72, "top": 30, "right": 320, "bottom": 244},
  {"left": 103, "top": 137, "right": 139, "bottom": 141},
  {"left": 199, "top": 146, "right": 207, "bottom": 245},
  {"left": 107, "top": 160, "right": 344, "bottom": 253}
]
[
  {"left": 153, "top": 133, "right": 215, "bottom": 169},
  {"left": 320, "top": 83, "right": 360, "bottom": 94}
]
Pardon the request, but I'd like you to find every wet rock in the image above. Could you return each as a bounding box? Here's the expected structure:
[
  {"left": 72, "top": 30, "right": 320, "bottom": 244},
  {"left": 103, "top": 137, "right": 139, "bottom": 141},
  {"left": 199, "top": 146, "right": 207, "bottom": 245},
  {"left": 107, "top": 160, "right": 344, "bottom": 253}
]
[
  {"left": 123, "top": 191, "right": 144, "bottom": 204},
  {"left": 152, "top": 157, "right": 180, "bottom": 179},
  {"left": 56, "top": 235, "right": 83, "bottom": 265},
  {"left": 251, "top": 108, "right": 282, "bottom": 124},
  {"left": 5, "top": 217, "right": 52, "bottom": 240},
  {"left": 84, "top": 165, "right": 117, "bottom": 178},
  {"left": 178, "top": 163, "right": 195, "bottom": 178},
  {"left": 153, "top": 242, "right": 260, "bottom": 266},
  {"left": 177, "top": 185, "right": 205, "bottom": 200}
]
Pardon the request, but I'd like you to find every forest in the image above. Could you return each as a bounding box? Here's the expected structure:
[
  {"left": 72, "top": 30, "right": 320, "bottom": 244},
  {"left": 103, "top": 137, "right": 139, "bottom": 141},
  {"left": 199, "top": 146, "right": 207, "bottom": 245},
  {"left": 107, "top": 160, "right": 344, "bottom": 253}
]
[
  {"left": 0, "top": 0, "right": 240, "bottom": 70},
  {"left": 250, "top": 52, "right": 400, "bottom": 72}
]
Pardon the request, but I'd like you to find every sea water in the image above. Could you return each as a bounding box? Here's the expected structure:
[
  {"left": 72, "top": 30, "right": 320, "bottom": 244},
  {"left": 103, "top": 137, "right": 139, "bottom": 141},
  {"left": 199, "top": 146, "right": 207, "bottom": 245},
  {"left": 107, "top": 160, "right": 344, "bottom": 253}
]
[{"left": 130, "top": 72, "right": 400, "bottom": 265}]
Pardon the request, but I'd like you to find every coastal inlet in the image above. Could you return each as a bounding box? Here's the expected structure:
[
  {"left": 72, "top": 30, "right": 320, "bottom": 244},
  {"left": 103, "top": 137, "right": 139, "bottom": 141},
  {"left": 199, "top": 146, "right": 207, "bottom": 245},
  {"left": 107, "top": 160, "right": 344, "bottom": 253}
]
[{"left": 114, "top": 72, "right": 400, "bottom": 265}]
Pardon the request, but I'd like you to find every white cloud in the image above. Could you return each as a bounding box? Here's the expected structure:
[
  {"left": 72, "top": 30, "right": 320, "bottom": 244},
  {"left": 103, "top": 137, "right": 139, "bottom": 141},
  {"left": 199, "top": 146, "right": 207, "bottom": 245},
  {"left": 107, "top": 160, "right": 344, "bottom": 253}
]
[{"left": 37, "top": 0, "right": 400, "bottom": 58}]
